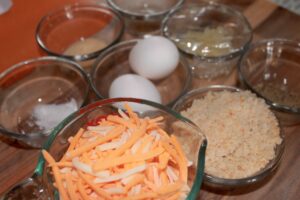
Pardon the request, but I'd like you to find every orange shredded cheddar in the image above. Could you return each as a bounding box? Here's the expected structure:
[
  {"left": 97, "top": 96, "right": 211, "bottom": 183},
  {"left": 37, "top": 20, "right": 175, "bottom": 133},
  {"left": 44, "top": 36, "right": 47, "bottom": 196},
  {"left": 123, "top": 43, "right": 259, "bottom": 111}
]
[
  {"left": 62, "top": 128, "right": 84, "bottom": 161},
  {"left": 65, "top": 174, "right": 79, "bottom": 200},
  {"left": 66, "top": 126, "right": 125, "bottom": 159},
  {"left": 42, "top": 150, "right": 70, "bottom": 200},
  {"left": 124, "top": 174, "right": 144, "bottom": 191},
  {"left": 42, "top": 104, "right": 192, "bottom": 200},
  {"left": 158, "top": 152, "right": 170, "bottom": 170},
  {"left": 161, "top": 141, "right": 188, "bottom": 182},
  {"left": 77, "top": 180, "right": 90, "bottom": 200}
]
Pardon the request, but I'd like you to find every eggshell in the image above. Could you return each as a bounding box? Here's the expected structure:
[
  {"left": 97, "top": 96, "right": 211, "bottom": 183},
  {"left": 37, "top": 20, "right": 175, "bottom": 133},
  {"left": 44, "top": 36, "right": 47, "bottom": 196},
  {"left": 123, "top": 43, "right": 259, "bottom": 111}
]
[
  {"left": 109, "top": 74, "right": 162, "bottom": 112},
  {"left": 129, "top": 36, "right": 179, "bottom": 80}
]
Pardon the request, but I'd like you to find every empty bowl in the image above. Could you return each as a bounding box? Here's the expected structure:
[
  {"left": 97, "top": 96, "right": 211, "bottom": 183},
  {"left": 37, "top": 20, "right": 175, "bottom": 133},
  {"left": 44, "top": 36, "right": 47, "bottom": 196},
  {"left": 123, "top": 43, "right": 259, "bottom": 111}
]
[
  {"left": 173, "top": 85, "right": 284, "bottom": 187},
  {"left": 106, "top": 0, "right": 184, "bottom": 37},
  {"left": 239, "top": 39, "right": 300, "bottom": 126},
  {"left": 162, "top": 2, "right": 252, "bottom": 80},
  {"left": 36, "top": 3, "right": 124, "bottom": 72},
  {"left": 2, "top": 98, "right": 207, "bottom": 199},
  {"left": 90, "top": 39, "right": 192, "bottom": 108},
  {"left": 0, "top": 56, "right": 90, "bottom": 148}
]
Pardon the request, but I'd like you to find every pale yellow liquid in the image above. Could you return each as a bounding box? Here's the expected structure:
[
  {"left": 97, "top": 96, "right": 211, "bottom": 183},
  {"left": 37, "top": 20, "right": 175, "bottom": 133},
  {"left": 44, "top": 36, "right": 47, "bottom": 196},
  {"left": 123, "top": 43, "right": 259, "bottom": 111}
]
[{"left": 64, "top": 38, "right": 106, "bottom": 69}]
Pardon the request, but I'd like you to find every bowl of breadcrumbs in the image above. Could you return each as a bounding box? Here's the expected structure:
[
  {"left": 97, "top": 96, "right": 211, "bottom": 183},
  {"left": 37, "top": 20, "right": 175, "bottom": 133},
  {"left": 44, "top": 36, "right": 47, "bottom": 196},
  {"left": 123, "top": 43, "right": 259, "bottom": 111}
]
[{"left": 173, "top": 85, "right": 284, "bottom": 187}]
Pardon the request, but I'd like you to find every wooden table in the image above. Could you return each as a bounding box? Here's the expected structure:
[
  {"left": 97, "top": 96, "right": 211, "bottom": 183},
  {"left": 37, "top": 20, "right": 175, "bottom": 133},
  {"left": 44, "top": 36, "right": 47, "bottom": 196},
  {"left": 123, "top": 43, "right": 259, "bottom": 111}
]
[{"left": 0, "top": 0, "right": 300, "bottom": 199}]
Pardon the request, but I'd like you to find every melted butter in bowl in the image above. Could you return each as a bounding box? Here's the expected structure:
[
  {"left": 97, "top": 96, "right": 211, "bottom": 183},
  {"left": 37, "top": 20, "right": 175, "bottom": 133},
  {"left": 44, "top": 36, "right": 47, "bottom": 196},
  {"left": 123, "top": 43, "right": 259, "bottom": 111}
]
[
  {"left": 176, "top": 26, "right": 235, "bottom": 57},
  {"left": 64, "top": 38, "right": 107, "bottom": 56},
  {"left": 36, "top": 3, "right": 124, "bottom": 72}
]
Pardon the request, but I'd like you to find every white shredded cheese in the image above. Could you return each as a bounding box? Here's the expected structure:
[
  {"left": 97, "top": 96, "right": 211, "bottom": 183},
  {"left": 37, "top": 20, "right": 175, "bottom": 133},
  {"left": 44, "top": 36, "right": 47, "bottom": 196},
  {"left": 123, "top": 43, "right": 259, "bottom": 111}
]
[
  {"left": 142, "top": 141, "right": 152, "bottom": 154},
  {"left": 166, "top": 166, "right": 178, "bottom": 183},
  {"left": 104, "top": 187, "right": 124, "bottom": 194},
  {"left": 94, "top": 164, "right": 146, "bottom": 184},
  {"left": 131, "top": 139, "right": 142, "bottom": 154},
  {"left": 153, "top": 166, "right": 161, "bottom": 186},
  {"left": 86, "top": 126, "right": 113, "bottom": 135},
  {"left": 121, "top": 174, "right": 134, "bottom": 185},
  {"left": 118, "top": 108, "right": 129, "bottom": 120},
  {"left": 60, "top": 167, "right": 71, "bottom": 174},
  {"left": 72, "top": 157, "right": 110, "bottom": 177}
]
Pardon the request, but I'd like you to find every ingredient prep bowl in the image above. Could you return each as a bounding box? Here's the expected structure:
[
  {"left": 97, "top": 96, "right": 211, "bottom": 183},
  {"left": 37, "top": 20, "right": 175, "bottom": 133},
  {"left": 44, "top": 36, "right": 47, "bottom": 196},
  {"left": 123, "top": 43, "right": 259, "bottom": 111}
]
[
  {"left": 239, "top": 39, "right": 300, "bottom": 126},
  {"left": 90, "top": 39, "right": 192, "bottom": 108},
  {"left": 106, "top": 0, "right": 184, "bottom": 37},
  {"left": 3, "top": 98, "right": 207, "bottom": 200},
  {"left": 0, "top": 56, "right": 90, "bottom": 148},
  {"left": 36, "top": 3, "right": 124, "bottom": 72},
  {"left": 162, "top": 2, "right": 252, "bottom": 80},
  {"left": 173, "top": 85, "right": 284, "bottom": 188}
]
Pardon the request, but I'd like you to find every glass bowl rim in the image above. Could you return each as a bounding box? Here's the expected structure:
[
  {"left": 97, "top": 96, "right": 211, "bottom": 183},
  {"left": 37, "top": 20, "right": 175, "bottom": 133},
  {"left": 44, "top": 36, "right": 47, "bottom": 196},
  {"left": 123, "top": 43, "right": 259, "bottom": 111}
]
[
  {"left": 90, "top": 39, "right": 193, "bottom": 107},
  {"left": 34, "top": 97, "right": 208, "bottom": 199},
  {"left": 106, "top": 0, "right": 185, "bottom": 20},
  {"left": 0, "top": 56, "right": 91, "bottom": 142},
  {"left": 35, "top": 2, "right": 125, "bottom": 62},
  {"left": 161, "top": 2, "right": 253, "bottom": 62},
  {"left": 172, "top": 84, "right": 285, "bottom": 187},
  {"left": 238, "top": 38, "right": 300, "bottom": 114},
  {"left": 173, "top": 85, "right": 241, "bottom": 109}
]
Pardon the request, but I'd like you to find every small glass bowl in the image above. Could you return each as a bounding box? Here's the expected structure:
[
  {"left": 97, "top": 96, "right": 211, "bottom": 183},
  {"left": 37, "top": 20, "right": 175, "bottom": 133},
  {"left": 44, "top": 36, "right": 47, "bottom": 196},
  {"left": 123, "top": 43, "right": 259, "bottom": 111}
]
[
  {"left": 90, "top": 39, "right": 192, "bottom": 107},
  {"left": 36, "top": 3, "right": 124, "bottom": 72},
  {"left": 106, "top": 0, "right": 184, "bottom": 37},
  {"left": 173, "top": 85, "right": 285, "bottom": 187},
  {"left": 0, "top": 56, "right": 90, "bottom": 148},
  {"left": 162, "top": 2, "right": 252, "bottom": 80},
  {"left": 2, "top": 98, "right": 207, "bottom": 199},
  {"left": 239, "top": 39, "right": 300, "bottom": 126}
]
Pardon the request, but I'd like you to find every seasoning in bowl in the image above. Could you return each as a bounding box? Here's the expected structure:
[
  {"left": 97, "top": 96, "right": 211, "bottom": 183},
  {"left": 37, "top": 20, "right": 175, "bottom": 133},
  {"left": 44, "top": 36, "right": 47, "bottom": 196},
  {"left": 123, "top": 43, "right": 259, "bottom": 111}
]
[
  {"left": 180, "top": 90, "right": 282, "bottom": 179},
  {"left": 43, "top": 104, "right": 191, "bottom": 199},
  {"left": 255, "top": 82, "right": 300, "bottom": 110}
]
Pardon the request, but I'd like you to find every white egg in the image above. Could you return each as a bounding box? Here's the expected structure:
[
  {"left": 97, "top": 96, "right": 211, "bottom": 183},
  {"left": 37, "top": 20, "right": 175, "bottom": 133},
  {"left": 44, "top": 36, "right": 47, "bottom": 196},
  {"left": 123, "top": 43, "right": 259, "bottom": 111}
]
[
  {"left": 129, "top": 36, "right": 179, "bottom": 80},
  {"left": 109, "top": 74, "right": 162, "bottom": 112}
]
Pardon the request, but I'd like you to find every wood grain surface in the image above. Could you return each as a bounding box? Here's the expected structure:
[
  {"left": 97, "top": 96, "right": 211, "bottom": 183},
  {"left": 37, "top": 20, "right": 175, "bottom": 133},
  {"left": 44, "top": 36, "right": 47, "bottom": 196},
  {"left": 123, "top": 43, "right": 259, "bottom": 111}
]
[{"left": 0, "top": 0, "right": 300, "bottom": 199}]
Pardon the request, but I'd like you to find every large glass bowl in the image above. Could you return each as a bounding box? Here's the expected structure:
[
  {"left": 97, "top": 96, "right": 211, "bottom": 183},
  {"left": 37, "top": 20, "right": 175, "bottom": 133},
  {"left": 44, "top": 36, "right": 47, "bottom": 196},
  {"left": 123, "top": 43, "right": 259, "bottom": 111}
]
[
  {"left": 239, "top": 39, "right": 300, "bottom": 126},
  {"left": 173, "top": 85, "right": 285, "bottom": 188},
  {"left": 2, "top": 98, "right": 207, "bottom": 200}
]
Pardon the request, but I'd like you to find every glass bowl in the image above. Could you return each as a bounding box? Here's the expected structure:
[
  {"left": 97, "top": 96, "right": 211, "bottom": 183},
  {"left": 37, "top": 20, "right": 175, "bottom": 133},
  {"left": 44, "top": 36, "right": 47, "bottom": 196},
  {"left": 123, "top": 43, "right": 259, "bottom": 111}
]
[
  {"left": 173, "top": 85, "right": 285, "bottom": 187},
  {"left": 239, "top": 39, "right": 300, "bottom": 126},
  {"left": 36, "top": 3, "right": 124, "bottom": 72},
  {"left": 162, "top": 2, "right": 252, "bottom": 80},
  {"left": 0, "top": 56, "right": 90, "bottom": 148},
  {"left": 90, "top": 39, "right": 192, "bottom": 108},
  {"left": 106, "top": 0, "right": 184, "bottom": 37},
  {"left": 2, "top": 98, "right": 207, "bottom": 200}
]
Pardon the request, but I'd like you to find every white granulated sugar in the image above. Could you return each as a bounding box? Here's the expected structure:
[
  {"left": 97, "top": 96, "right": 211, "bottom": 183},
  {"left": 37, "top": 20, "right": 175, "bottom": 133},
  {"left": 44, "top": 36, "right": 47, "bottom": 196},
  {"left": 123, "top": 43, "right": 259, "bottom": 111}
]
[
  {"left": 32, "top": 98, "right": 78, "bottom": 132},
  {"left": 181, "top": 90, "right": 282, "bottom": 179}
]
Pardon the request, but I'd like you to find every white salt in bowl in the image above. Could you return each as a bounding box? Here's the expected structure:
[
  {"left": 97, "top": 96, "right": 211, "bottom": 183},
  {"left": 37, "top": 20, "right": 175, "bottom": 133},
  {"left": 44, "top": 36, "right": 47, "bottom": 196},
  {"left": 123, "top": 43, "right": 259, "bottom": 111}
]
[{"left": 0, "top": 56, "right": 90, "bottom": 148}]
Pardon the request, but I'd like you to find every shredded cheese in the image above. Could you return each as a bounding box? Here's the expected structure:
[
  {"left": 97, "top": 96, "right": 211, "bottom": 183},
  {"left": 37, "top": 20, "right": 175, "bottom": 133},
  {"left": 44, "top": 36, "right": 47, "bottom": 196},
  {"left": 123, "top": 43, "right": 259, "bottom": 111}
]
[{"left": 42, "top": 104, "right": 192, "bottom": 199}]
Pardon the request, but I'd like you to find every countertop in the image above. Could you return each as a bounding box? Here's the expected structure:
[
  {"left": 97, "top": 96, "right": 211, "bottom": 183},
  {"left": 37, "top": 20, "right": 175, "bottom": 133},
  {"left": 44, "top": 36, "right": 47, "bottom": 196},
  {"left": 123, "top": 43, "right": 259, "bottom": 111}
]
[{"left": 0, "top": 0, "right": 300, "bottom": 199}]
